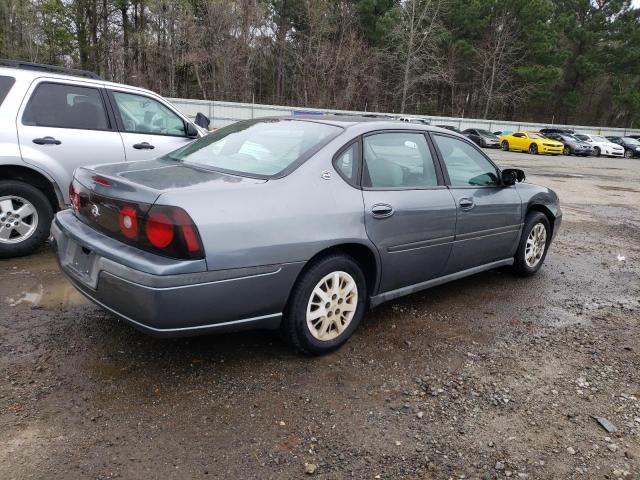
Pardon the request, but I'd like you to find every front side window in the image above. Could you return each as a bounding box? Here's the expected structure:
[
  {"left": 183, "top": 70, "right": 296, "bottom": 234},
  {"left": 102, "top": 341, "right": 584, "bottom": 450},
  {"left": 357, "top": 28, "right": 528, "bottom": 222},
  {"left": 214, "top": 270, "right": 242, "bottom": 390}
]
[
  {"left": 112, "top": 91, "right": 186, "bottom": 136},
  {"left": 363, "top": 132, "right": 438, "bottom": 189},
  {"left": 0, "top": 76, "right": 15, "bottom": 106},
  {"left": 165, "top": 119, "right": 342, "bottom": 178},
  {"left": 22, "top": 83, "right": 109, "bottom": 130},
  {"left": 433, "top": 134, "right": 499, "bottom": 187}
]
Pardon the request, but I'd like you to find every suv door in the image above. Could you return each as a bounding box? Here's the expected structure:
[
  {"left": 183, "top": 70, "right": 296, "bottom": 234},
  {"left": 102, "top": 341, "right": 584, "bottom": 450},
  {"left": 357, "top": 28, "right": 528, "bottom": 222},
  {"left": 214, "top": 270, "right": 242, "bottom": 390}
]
[
  {"left": 361, "top": 131, "right": 457, "bottom": 293},
  {"left": 431, "top": 133, "right": 522, "bottom": 273},
  {"left": 17, "top": 80, "right": 126, "bottom": 204},
  {"left": 108, "top": 90, "right": 196, "bottom": 160}
]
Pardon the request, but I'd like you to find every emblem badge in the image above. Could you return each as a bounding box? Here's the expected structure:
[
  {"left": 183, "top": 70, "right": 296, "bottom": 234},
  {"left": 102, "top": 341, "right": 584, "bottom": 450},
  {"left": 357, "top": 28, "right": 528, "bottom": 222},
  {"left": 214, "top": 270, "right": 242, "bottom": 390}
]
[{"left": 90, "top": 204, "right": 100, "bottom": 218}]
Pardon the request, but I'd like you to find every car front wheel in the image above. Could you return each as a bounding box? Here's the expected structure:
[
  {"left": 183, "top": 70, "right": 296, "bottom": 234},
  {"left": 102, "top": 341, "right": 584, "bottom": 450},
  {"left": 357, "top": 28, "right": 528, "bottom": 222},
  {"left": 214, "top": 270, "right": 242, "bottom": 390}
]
[
  {"left": 624, "top": 149, "right": 633, "bottom": 158},
  {"left": 0, "top": 181, "right": 53, "bottom": 258},
  {"left": 513, "top": 212, "right": 551, "bottom": 276},
  {"left": 282, "top": 254, "right": 367, "bottom": 355}
]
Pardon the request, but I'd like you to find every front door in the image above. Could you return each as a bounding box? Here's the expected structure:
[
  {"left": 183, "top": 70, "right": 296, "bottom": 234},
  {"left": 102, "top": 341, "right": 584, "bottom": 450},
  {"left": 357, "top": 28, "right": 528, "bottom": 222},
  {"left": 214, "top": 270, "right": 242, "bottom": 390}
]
[
  {"left": 17, "top": 81, "right": 126, "bottom": 204},
  {"left": 361, "top": 131, "right": 457, "bottom": 293},
  {"left": 108, "top": 90, "right": 195, "bottom": 161},
  {"left": 430, "top": 133, "right": 522, "bottom": 273}
]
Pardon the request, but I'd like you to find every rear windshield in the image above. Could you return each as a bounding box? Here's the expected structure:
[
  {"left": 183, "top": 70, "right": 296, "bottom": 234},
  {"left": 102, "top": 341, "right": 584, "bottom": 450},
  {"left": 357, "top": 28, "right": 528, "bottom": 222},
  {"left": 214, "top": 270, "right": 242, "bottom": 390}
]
[
  {"left": 0, "top": 76, "right": 16, "bottom": 106},
  {"left": 165, "top": 119, "right": 342, "bottom": 178}
]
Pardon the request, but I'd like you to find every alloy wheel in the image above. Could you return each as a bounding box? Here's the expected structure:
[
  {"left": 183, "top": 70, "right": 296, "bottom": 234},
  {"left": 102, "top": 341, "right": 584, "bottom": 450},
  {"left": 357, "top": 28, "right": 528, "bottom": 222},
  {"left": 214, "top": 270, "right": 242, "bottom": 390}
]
[
  {"left": 0, "top": 196, "right": 38, "bottom": 244},
  {"left": 525, "top": 223, "right": 547, "bottom": 268},
  {"left": 306, "top": 271, "right": 358, "bottom": 341}
]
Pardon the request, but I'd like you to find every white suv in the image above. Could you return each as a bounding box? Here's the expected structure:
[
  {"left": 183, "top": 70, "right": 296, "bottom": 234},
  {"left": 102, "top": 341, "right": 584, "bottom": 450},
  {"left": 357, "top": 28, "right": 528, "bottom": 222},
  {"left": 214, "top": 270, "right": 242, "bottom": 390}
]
[{"left": 0, "top": 60, "right": 208, "bottom": 258}]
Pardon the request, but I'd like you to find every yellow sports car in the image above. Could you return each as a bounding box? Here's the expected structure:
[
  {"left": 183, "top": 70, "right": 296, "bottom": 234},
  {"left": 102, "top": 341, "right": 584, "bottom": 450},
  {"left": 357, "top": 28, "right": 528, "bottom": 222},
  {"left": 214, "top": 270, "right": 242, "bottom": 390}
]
[{"left": 499, "top": 131, "right": 564, "bottom": 155}]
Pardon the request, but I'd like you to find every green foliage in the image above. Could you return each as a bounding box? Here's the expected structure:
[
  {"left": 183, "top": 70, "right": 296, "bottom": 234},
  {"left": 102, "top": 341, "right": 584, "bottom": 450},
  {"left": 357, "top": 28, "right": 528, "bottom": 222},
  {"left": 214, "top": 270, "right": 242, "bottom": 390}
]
[{"left": 0, "top": 0, "right": 638, "bottom": 126}]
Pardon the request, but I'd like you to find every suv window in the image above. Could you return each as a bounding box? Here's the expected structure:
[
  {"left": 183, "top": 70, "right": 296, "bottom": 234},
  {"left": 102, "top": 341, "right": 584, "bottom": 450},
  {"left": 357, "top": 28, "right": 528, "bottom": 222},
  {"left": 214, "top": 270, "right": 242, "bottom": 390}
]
[
  {"left": 363, "top": 132, "right": 438, "bottom": 189},
  {"left": 112, "top": 91, "right": 185, "bottom": 136},
  {"left": 22, "top": 83, "right": 109, "bottom": 130},
  {"left": 433, "top": 134, "right": 499, "bottom": 187},
  {"left": 0, "top": 76, "right": 15, "bottom": 106}
]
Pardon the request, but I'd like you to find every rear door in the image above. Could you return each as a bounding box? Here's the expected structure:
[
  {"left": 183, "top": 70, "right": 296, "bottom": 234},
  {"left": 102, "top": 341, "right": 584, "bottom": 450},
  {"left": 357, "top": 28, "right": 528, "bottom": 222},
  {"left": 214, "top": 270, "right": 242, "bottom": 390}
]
[
  {"left": 107, "top": 90, "right": 195, "bottom": 161},
  {"left": 430, "top": 133, "right": 522, "bottom": 273},
  {"left": 17, "top": 80, "right": 126, "bottom": 204},
  {"left": 361, "top": 131, "right": 457, "bottom": 293}
]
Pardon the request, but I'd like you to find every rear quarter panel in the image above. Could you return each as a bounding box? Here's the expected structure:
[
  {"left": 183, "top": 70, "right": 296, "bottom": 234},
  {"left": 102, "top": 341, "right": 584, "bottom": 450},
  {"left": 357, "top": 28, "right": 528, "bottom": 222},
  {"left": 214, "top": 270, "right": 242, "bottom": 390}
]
[{"left": 156, "top": 134, "right": 373, "bottom": 272}]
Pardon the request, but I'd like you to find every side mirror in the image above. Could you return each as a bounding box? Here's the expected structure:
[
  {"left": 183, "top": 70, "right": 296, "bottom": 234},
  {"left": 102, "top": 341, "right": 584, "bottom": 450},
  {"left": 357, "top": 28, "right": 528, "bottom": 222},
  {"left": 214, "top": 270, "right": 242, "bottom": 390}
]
[
  {"left": 186, "top": 122, "right": 199, "bottom": 138},
  {"left": 194, "top": 112, "right": 210, "bottom": 130},
  {"left": 501, "top": 168, "right": 525, "bottom": 186}
]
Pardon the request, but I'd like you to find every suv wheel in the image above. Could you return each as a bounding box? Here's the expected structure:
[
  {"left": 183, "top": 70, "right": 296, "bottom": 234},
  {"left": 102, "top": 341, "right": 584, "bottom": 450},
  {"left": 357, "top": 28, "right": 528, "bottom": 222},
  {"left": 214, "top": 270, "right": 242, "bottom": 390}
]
[
  {"left": 0, "top": 181, "right": 53, "bottom": 258},
  {"left": 513, "top": 212, "right": 550, "bottom": 277},
  {"left": 282, "top": 254, "right": 367, "bottom": 355}
]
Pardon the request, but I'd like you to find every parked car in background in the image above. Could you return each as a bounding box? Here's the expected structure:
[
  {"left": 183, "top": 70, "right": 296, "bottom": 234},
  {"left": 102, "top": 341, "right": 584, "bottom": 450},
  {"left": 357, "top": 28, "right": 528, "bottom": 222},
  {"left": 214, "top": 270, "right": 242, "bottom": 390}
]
[
  {"left": 462, "top": 128, "right": 501, "bottom": 148},
  {"left": 399, "top": 117, "right": 430, "bottom": 125},
  {"left": 539, "top": 128, "right": 575, "bottom": 135},
  {"left": 53, "top": 117, "right": 561, "bottom": 355},
  {"left": 499, "top": 131, "right": 563, "bottom": 155},
  {"left": 573, "top": 134, "right": 624, "bottom": 158},
  {"left": 544, "top": 133, "right": 594, "bottom": 156},
  {"left": 0, "top": 59, "right": 208, "bottom": 258},
  {"left": 436, "top": 125, "right": 462, "bottom": 133},
  {"left": 605, "top": 136, "right": 640, "bottom": 158}
]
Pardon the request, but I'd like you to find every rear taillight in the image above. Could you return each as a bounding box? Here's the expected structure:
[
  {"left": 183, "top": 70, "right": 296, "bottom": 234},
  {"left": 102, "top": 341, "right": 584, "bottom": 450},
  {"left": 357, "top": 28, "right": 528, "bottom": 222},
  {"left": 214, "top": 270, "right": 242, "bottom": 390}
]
[
  {"left": 118, "top": 206, "right": 139, "bottom": 240},
  {"left": 143, "top": 205, "right": 204, "bottom": 259},
  {"left": 69, "top": 182, "right": 81, "bottom": 211}
]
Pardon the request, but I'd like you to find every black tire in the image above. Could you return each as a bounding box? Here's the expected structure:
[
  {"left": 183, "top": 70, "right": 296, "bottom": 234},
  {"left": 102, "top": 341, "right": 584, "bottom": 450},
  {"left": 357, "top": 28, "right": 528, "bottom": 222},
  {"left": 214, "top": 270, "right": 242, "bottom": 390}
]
[
  {"left": 501, "top": 141, "right": 509, "bottom": 151},
  {"left": 282, "top": 254, "right": 367, "bottom": 356},
  {"left": 513, "top": 212, "right": 551, "bottom": 277},
  {"left": 624, "top": 149, "right": 633, "bottom": 159},
  {"left": 529, "top": 143, "right": 538, "bottom": 155},
  {"left": 0, "top": 180, "right": 54, "bottom": 259},
  {"left": 594, "top": 147, "right": 601, "bottom": 157},
  {"left": 563, "top": 146, "right": 571, "bottom": 156}
]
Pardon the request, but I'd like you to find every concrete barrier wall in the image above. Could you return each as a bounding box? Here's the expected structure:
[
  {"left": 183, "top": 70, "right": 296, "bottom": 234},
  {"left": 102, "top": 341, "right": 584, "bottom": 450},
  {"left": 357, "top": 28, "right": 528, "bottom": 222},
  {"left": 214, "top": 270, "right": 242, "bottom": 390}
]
[{"left": 168, "top": 98, "right": 640, "bottom": 136}]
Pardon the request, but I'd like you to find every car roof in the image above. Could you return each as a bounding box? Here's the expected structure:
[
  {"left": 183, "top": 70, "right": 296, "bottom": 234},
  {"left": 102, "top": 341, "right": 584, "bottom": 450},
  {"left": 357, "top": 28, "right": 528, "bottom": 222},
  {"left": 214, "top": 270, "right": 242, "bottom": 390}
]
[
  {"left": 0, "top": 65, "right": 165, "bottom": 98},
  {"left": 266, "top": 116, "right": 469, "bottom": 136}
]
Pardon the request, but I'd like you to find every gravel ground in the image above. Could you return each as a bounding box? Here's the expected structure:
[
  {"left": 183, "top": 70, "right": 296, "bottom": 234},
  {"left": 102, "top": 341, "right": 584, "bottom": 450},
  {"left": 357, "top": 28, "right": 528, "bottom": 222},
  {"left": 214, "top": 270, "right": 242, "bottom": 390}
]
[{"left": 1, "top": 151, "right": 639, "bottom": 479}]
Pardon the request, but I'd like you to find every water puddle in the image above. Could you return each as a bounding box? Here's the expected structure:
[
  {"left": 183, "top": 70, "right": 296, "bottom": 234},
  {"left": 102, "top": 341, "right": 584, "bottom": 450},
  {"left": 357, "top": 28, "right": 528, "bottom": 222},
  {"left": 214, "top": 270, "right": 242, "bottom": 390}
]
[{"left": 5, "top": 280, "right": 87, "bottom": 309}]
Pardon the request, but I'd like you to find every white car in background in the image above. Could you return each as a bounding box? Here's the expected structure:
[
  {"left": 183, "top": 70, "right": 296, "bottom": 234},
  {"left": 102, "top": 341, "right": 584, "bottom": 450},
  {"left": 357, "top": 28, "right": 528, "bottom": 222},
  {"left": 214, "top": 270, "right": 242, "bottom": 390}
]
[{"left": 574, "top": 134, "right": 624, "bottom": 158}]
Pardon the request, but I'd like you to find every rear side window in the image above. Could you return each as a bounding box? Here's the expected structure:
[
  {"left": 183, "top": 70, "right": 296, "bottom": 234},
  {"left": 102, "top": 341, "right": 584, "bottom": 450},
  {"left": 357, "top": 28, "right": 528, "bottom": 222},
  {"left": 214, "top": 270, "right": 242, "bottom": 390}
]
[
  {"left": 333, "top": 142, "right": 359, "bottom": 184},
  {"left": 0, "top": 76, "right": 15, "bottom": 106},
  {"left": 112, "top": 91, "right": 186, "bottom": 137},
  {"left": 22, "top": 83, "right": 109, "bottom": 130},
  {"left": 363, "top": 132, "right": 438, "bottom": 189}
]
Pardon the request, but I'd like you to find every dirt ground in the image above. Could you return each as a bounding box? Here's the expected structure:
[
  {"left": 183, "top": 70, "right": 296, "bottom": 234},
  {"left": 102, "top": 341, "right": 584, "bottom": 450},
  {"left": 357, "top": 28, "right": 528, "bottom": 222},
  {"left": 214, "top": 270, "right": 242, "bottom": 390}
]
[{"left": 1, "top": 151, "right": 639, "bottom": 480}]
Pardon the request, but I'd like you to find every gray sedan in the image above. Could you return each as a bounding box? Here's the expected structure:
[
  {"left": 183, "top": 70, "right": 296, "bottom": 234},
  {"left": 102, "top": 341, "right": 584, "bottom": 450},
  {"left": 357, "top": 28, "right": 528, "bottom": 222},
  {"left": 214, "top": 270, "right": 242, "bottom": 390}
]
[{"left": 53, "top": 118, "right": 561, "bottom": 355}]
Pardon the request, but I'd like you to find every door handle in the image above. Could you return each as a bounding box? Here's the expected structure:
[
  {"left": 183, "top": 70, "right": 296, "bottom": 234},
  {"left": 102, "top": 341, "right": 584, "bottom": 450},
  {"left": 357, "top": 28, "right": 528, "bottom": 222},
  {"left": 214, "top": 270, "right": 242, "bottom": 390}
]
[
  {"left": 33, "top": 136, "right": 61, "bottom": 145},
  {"left": 133, "top": 142, "right": 155, "bottom": 150},
  {"left": 459, "top": 198, "right": 475, "bottom": 210},
  {"left": 371, "top": 203, "right": 394, "bottom": 218}
]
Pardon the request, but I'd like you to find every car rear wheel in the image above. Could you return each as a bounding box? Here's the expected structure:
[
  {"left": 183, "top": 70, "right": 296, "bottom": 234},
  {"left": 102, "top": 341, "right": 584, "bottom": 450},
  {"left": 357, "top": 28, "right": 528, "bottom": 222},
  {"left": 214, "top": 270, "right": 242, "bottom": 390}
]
[
  {"left": 594, "top": 147, "right": 601, "bottom": 157},
  {"left": 0, "top": 181, "right": 53, "bottom": 258},
  {"left": 282, "top": 254, "right": 367, "bottom": 355},
  {"left": 501, "top": 141, "right": 509, "bottom": 151},
  {"left": 513, "top": 212, "right": 550, "bottom": 277},
  {"left": 529, "top": 143, "right": 538, "bottom": 155},
  {"left": 563, "top": 146, "right": 570, "bottom": 156}
]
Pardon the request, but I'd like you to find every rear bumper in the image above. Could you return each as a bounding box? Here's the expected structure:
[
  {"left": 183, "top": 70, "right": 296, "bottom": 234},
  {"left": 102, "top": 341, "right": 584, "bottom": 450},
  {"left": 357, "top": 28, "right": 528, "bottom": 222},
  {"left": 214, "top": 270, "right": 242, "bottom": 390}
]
[{"left": 52, "top": 211, "right": 304, "bottom": 337}]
